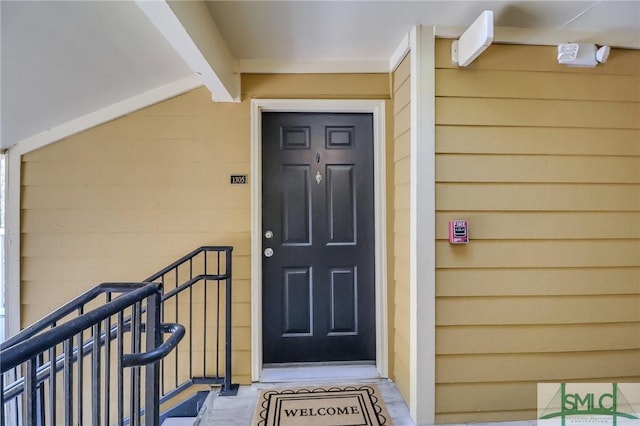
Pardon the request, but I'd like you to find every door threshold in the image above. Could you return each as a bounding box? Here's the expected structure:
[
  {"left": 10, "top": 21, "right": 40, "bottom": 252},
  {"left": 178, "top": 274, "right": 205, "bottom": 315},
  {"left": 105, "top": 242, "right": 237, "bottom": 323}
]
[{"left": 259, "top": 362, "right": 379, "bottom": 383}]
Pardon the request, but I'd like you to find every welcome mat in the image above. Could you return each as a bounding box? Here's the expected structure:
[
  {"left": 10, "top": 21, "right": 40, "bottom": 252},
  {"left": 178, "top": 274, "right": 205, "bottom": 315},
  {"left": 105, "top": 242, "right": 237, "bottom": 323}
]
[{"left": 252, "top": 384, "right": 393, "bottom": 426}]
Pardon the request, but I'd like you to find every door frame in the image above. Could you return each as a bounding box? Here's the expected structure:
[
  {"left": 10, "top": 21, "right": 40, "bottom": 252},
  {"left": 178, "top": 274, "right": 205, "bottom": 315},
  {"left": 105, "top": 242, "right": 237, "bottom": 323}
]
[{"left": 250, "top": 99, "right": 388, "bottom": 381}]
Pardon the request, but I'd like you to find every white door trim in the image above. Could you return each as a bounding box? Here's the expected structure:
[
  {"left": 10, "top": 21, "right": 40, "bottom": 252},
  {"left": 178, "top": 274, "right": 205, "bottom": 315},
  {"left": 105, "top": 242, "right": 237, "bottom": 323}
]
[{"left": 250, "top": 99, "right": 388, "bottom": 382}]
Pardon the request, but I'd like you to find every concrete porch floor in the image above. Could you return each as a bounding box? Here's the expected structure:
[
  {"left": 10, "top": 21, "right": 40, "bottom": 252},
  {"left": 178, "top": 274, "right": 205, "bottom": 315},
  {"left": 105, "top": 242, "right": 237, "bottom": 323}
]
[
  {"left": 194, "top": 378, "right": 414, "bottom": 426},
  {"left": 164, "top": 364, "right": 538, "bottom": 426}
]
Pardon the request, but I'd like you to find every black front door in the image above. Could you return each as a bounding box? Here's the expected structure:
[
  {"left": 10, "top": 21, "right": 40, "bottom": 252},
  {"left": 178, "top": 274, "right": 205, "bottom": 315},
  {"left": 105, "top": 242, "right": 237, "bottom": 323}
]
[{"left": 262, "top": 112, "right": 376, "bottom": 364}]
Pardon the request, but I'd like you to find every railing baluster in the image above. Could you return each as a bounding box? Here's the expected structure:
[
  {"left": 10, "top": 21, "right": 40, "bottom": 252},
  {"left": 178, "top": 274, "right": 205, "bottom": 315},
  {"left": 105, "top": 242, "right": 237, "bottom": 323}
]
[
  {"left": 104, "top": 293, "right": 112, "bottom": 426},
  {"left": 76, "top": 307, "right": 84, "bottom": 424},
  {"left": 160, "top": 274, "right": 165, "bottom": 397},
  {"left": 25, "top": 358, "right": 38, "bottom": 425},
  {"left": 216, "top": 257, "right": 221, "bottom": 378},
  {"left": 131, "top": 302, "right": 141, "bottom": 426},
  {"left": 117, "top": 310, "right": 124, "bottom": 426},
  {"left": 189, "top": 257, "right": 194, "bottom": 379},
  {"left": 0, "top": 372, "right": 5, "bottom": 424},
  {"left": 64, "top": 338, "right": 73, "bottom": 426},
  {"left": 91, "top": 322, "right": 101, "bottom": 425},
  {"left": 203, "top": 252, "right": 208, "bottom": 377},
  {"left": 174, "top": 268, "right": 179, "bottom": 390},
  {"left": 48, "top": 342, "right": 56, "bottom": 424},
  {"left": 144, "top": 290, "right": 161, "bottom": 426},
  {"left": 37, "top": 352, "right": 46, "bottom": 426}
]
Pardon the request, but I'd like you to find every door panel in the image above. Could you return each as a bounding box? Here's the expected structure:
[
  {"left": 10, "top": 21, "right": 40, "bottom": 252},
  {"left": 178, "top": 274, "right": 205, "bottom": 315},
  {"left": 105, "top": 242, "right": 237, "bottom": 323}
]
[
  {"left": 262, "top": 112, "right": 375, "bottom": 364},
  {"left": 282, "top": 267, "right": 312, "bottom": 336},
  {"left": 329, "top": 267, "right": 357, "bottom": 335},
  {"left": 327, "top": 165, "right": 356, "bottom": 245},
  {"left": 281, "top": 165, "right": 311, "bottom": 245}
]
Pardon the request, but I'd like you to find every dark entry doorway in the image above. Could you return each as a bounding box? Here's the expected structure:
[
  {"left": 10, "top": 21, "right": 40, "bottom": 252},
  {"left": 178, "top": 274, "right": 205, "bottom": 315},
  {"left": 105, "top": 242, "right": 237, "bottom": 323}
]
[{"left": 262, "top": 112, "right": 376, "bottom": 364}]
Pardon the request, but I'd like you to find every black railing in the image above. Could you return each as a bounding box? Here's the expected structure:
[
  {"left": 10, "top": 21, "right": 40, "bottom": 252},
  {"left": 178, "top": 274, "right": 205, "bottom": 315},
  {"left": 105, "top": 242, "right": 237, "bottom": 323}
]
[
  {"left": 144, "top": 246, "right": 238, "bottom": 400},
  {"left": 0, "top": 246, "right": 236, "bottom": 425},
  {"left": 0, "top": 282, "right": 184, "bottom": 426}
]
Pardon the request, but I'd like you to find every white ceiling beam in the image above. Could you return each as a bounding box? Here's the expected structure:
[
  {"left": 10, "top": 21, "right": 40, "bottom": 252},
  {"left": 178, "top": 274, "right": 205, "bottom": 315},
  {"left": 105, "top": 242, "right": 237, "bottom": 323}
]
[{"left": 135, "top": 0, "right": 240, "bottom": 102}]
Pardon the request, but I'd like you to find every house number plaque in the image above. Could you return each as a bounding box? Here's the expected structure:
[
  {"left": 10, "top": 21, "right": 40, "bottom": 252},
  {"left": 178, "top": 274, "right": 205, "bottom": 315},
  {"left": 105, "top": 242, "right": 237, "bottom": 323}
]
[{"left": 230, "top": 175, "right": 247, "bottom": 185}]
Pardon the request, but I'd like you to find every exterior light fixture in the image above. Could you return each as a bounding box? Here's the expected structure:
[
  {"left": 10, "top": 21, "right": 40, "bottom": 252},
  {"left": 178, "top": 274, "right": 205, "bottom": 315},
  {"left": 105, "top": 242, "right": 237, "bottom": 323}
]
[{"left": 557, "top": 43, "right": 610, "bottom": 67}]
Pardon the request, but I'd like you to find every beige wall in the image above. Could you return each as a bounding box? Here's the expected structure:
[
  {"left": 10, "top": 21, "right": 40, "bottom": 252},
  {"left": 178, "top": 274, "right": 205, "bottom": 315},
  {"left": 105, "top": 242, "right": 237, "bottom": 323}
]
[
  {"left": 392, "top": 54, "right": 411, "bottom": 402},
  {"left": 434, "top": 39, "right": 640, "bottom": 423},
  {"left": 20, "top": 74, "right": 392, "bottom": 385}
]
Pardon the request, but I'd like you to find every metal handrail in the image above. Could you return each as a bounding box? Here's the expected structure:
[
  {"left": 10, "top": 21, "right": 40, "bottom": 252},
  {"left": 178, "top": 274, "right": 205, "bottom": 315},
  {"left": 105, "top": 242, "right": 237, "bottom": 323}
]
[
  {"left": 0, "top": 284, "right": 159, "bottom": 373},
  {"left": 122, "top": 323, "right": 185, "bottom": 367},
  {"left": 1, "top": 283, "right": 145, "bottom": 352},
  {"left": 1, "top": 322, "right": 183, "bottom": 403},
  {"left": 145, "top": 246, "right": 233, "bottom": 283}
]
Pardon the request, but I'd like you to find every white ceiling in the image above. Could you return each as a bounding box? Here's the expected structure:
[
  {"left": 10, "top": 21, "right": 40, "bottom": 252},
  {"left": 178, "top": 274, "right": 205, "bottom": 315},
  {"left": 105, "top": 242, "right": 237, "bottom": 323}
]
[{"left": 2, "top": 0, "right": 639, "bottom": 150}]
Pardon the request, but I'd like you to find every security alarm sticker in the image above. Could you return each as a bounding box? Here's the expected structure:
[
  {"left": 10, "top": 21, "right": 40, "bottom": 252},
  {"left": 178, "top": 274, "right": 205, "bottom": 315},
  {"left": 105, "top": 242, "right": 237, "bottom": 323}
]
[{"left": 449, "top": 220, "right": 469, "bottom": 244}]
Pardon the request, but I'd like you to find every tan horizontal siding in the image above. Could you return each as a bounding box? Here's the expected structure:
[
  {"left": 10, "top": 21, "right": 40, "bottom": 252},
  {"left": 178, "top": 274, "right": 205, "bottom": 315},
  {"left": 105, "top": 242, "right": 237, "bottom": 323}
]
[
  {"left": 434, "top": 40, "right": 640, "bottom": 423},
  {"left": 436, "top": 382, "right": 535, "bottom": 415},
  {"left": 23, "top": 137, "right": 250, "bottom": 164},
  {"left": 436, "top": 68, "right": 640, "bottom": 101},
  {"left": 437, "top": 323, "right": 640, "bottom": 354},
  {"left": 394, "top": 210, "right": 410, "bottom": 236},
  {"left": 394, "top": 260, "right": 410, "bottom": 290},
  {"left": 438, "top": 350, "right": 640, "bottom": 383},
  {"left": 437, "top": 183, "right": 640, "bottom": 211},
  {"left": 437, "top": 154, "right": 640, "bottom": 183},
  {"left": 21, "top": 255, "right": 251, "bottom": 283},
  {"left": 394, "top": 156, "right": 410, "bottom": 184},
  {"left": 23, "top": 209, "right": 253, "bottom": 235},
  {"left": 393, "top": 54, "right": 411, "bottom": 92},
  {"left": 436, "top": 240, "right": 640, "bottom": 268},
  {"left": 393, "top": 103, "right": 411, "bottom": 138},
  {"left": 436, "top": 126, "right": 640, "bottom": 156},
  {"left": 394, "top": 184, "right": 410, "bottom": 209},
  {"left": 393, "top": 77, "right": 411, "bottom": 115},
  {"left": 436, "top": 268, "right": 640, "bottom": 297},
  {"left": 22, "top": 185, "right": 250, "bottom": 210},
  {"left": 392, "top": 53, "right": 411, "bottom": 405},
  {"left": 437, "top": 295, "right": 640, "bottom": 326},
  {"left": 21, "top": 233, "right": 251, "bottom": 258},
  {"left": 437, "top": 409, "right": 536, "bottom": 424},
  {"left": 21, "top": 160, "right": 251, "bottom": 186},
  {"left": 393, "top": 234, "right": 411, "bottom": 262},
  {"left": 437, "top": 97, "right": 640, "bottom": 129},
  {"left": 393, "top": 130, "right": 410, "bottom": 161}
]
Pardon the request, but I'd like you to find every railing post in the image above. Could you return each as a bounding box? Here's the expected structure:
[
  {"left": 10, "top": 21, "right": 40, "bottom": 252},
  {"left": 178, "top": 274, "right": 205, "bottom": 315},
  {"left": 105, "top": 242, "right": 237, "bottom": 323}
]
[
  {"left": 221, "top": 248, "right": 238, "bottom": 396},
  {"left": 144, "top": 287, "right": 162, "bottom": 426},
  {"left": 25, "top": 358, "right": 37, "bottom": 425}
]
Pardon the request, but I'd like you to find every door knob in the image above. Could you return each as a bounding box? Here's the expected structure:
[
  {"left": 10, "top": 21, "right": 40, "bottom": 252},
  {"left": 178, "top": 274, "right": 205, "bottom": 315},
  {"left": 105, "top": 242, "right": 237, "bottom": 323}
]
[{"left": 264, "top": 248, "right": 274, "bottom": 258}]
